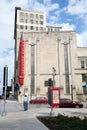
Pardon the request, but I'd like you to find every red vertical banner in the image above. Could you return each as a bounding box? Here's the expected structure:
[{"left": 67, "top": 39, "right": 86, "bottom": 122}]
[{"left": 19, "top": 39, "right": 25, "bottom": 85}]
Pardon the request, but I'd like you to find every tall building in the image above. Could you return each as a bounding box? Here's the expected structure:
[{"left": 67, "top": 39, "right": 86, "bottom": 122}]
[{"left": 14, "top": 7, "right": 87, "bottom": 102}]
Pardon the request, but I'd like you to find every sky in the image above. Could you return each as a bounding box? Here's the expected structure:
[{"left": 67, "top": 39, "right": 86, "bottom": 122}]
[{"left": 0, "top": 0, "right": 87, "bottom": 86}]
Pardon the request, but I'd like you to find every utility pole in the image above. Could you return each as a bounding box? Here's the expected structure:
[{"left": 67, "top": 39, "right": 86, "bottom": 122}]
[{"left": 2, "top": 65, "right": 8, "bottom": 116}]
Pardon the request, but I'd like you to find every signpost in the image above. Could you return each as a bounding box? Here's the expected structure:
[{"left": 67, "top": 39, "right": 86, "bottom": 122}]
[{"left": 48, "top": 87, "right": 60, "bottom": 115}]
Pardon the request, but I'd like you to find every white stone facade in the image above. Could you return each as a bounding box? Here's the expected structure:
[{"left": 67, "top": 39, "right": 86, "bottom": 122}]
[
  {"left": 14, "top": 31, "right": 87, "bottom": 102},
  {"left": 14, "top": 8, "right": 87, "bottom": 102}
]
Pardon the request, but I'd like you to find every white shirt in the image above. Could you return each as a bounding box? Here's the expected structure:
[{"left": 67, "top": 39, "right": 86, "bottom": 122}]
[{"left": 23, "top": 96, "right": 28, "bottom": 102}]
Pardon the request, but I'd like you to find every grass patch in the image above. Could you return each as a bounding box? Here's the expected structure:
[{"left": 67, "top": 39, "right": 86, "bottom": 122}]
[{"left": 37, "top": 114, "right": 87, "bottom": 130}]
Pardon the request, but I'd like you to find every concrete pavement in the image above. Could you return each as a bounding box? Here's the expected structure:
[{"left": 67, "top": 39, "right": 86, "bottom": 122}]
[
  {"left": 0, "top": 97, "right": 87, "bottom": 130},
  {"left": 0, "top": 98, "right": 49, "bottom": 130}
]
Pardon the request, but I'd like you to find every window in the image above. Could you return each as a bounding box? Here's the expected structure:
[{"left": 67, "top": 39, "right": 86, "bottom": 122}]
[
  {"left": 25, "top": 19, "right": 28, "bottom": 23},
  {"left": 31, "top": 45, "right": 35, "bottom": 94},
  {"left": 30, "top": 19, "right": 34, "bottom": 24},
  {"left": 40, "top": 27, "right": 43, "bottom": 31},
  {"left": 40, "top": 15, "right": 43, "bottom": 19},
  {"left": 36, "top": 21, "right": 38, "bottom": 24},
  {"left": 48, "top": 28, "right": 50, "bottom": 31},
  {"left": 20, "top": 12, "right": 24, "bottom": 17},
  {"left": 30, "top": 13, "right": 34, "bottom": 18},
  {"left": 20, "top": 19, "right": 24, "bottom": 23},
  {"left": 86, "top": 60, "right": 87, "bottom": 68},
  {"left": 66, "top": 99, "right": 72, "bottom": 103},
  {"left": 64, "top": 44, "right": 70, "bottom": 94},
  {"left": 25, "top": 13, "right": 28, "bottom": 18},
  {"left": 83, "top": 86, "right": 87, "bottom": 94},
  {"left": 20, "top": 25, "right": 24, "bottom": 29},
  {"left": 36, "top": 14, "right": 38, "bottom": 19},
  {"left": 40, "top": 21, "right": 43, "bottom": 25},
  {"left": 20, "top": 32, "right": 23, "bottom": 38},
  {"left": 25, "top": 26, "right": 28, "bottom": 30},
  {"left": 51, "top": 28, "right": 53, "bottom": 31},
  {"left": 81, "top": 61, "right": 85, "bottom": 68},
  {"left": 30, "top": 26, "right": 34, "bottom": 30},
  {"left": 36, "top": 27, "right": 38, "bottom": 31},
  {"left": 82, "top": 74, "right": 87, "bottom": 82}
]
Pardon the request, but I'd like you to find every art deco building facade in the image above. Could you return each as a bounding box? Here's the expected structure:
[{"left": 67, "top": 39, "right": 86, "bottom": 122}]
[{"left": 14, "top": 7, "right": 87, "bottom": 102}]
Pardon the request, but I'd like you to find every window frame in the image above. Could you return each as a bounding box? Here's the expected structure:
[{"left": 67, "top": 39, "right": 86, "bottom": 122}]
[
  {"left": 20, "top": 12, "right": 24, "bottom": 17},
  {"left": 40, "top": 21, "right": 43, "bottom": 25},
  {"left": 40, "top": 15, "right": 43, "bottom": 19},
  {"left": 36, "top": 14, "right": 38, "bottom": 19},
  {"left": 20, "top": 25, "right": 24, "bottom": 29},
  {"left": 30, "top": 19, "right": 34, "bottom": 24},
  {"left": 81, "top": 60, "right": 85, "bottom": 68},
  {"left": 25, "top": 26, "right": 28, "bottom": 30},
  {"left": 30, "top": 26, "right": 34, "bottom": 30},
  {"left": 30, "top": 13, "right": 34, "bottom": 18},
  {"left": 36, "top": 27, "right": 38, "bottom": 31},
  {"left": 20, "top": 19, "right": 24, "bottom": 23}
]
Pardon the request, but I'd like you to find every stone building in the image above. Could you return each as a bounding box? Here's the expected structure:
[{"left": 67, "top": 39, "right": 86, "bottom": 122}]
[{"left": 14, "top": 7, "right": 87, "bottom": 102}]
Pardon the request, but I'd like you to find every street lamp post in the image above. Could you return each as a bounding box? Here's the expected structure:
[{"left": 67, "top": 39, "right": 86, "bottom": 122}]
[
  {"left": 52, "top": 67, "right": 56, "bottom": 87},
  {"left": 49, "top": 67, "right": 56, "bottom": 116}
]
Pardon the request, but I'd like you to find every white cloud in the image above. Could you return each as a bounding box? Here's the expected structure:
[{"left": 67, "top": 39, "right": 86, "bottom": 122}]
[
  {"left": 60, "top": 23, "right": 76, "bottom": 31},
  {"left": 77, "top": 32, "right": 87, "bottom": 47},
  {"left": 0, "top": 50, "right": 14, "bottom": 85},
  {"left": 82, "top": 15, "right": 87, "bottom": 25},
  {"left": 47, "top": 16, "right": 59, "bottom": 25},
  {"left": 67, "top": 0, "right": 87, "bottom": 15},
  {"left": 43, "top": 0, "right": 51, "bottom": 4}
]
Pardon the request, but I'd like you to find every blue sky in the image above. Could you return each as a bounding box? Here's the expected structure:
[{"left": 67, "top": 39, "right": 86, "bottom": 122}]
[{"left": 0, "top": 0, "right": 87, "bottom": 86}]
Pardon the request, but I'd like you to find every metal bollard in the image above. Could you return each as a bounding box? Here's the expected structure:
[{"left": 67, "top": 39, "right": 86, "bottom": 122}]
[{"left": 50, "top": 106, "right": 54, "bottom": 116}]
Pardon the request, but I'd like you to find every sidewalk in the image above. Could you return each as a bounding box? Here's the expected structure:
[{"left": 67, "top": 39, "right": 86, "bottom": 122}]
[
  {"left": 0, "top": 97, "right": 49, "bottom": 130},
  {"left": 0, "top": 97, "right": 87, "bottom": 130}
]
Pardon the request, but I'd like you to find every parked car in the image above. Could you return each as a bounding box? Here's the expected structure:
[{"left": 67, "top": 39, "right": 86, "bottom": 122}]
[
  {"left": 57, "top": 98, "right": 83, "bottom": 108},
  {"left": 0, "top": 95, "right": 3, "bottom": 99},
  {"left": 29, "top": 97, "right": 48, "bottom": 104}
]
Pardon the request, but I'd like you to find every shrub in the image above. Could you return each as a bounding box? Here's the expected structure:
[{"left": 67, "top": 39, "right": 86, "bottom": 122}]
[{"left": 37, "top": 115, "right": 87, "bottom": 130}]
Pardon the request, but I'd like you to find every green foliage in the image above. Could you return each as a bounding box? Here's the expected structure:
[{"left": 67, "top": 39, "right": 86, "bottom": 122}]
[{"left": 37, "top": 115, "right": 87, "bottom": 130}]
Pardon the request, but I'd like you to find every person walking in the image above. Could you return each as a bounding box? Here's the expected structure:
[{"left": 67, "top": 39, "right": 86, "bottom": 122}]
[{"left": 23, "top": 94, "right": 28, "bottom": 111}]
